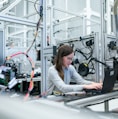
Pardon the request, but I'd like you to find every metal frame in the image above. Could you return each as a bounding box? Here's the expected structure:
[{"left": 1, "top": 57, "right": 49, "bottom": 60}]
[
  {"left": 0, "top": 0, "right": 22, "bottom": 14},
  {"left": 0, "top": 29, "right": 5, "bottom": 65},
  {"left": 41, "top": 0, "right": 48, "bottom": 93},
  {"left": 78, "top": 32, "right": 101, "bottom": 82},
  {"left": 92, "top": 33, "right": 101, "bottom": 82},
  {"left": 65, "top": 91, "right": 118, "bottom": 112},
  {"left": 0, "top": 14, "right": 38, "bottom": 27}
]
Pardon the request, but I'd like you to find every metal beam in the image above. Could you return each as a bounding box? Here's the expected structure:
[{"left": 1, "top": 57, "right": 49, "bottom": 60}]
[
  {"left": 8, "top": 28, "right": 33, "bottom": 36},
  {"left": 65, "top": 91, "right": 118, "bottom": 108},
  {"left": 43, "top": 46, "right": 56, "bottom": 57},
  {"left": 0, "top": 0, "right": 22, "bottom": 14},
  {"left": 0, "top": 14, "right": 39, "bottom": 27},
  {"left": 51, "top": 6, "right": 83, "bottom": 18}
]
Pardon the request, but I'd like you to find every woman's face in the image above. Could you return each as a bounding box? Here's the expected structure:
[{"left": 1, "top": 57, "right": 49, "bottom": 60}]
[{"left": 62, "top": 52, "right": 74, "bottom": 68}]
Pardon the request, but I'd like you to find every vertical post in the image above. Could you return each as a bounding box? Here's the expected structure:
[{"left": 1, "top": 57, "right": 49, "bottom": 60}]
[
  {"left": 0, "top": 29, "right": 5, "bottom": 65},
  {"left": 82, "top": 16, "right": 86, "bottom": 36},
  {"left": 49, "top": 0, "right": 55, "bottom": 45},
  {"left": 100, "top": 0, "right": 106, "bottom": 80},
  {"left": 104, "top": 100, "right": 109, "bottom": 112},
  {"left": 41, "top": 0, "right": 48, "bottom": 93},
  {"left": 114, "top": 0, "right": 118, "bottom": 37},
  {"left": 94, "top": 32, "right": 100, "bottom": 82},
  {"left": 86, "top": 0, "right": 91, "bottom": 34}
]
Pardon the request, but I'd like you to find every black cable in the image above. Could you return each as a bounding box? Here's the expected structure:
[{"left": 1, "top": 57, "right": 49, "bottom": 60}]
[
  {"left": 90, "top": 57, "right": 110, "bottom": 68},
  {"left": 75, "top": 48, "right": 93, "bottom": 60},
  {"left": 26, "top": 0, "right": 43, "bottom": 53},
  {"left": 34, "top": 0, "right": 40, "bottom": 15}
]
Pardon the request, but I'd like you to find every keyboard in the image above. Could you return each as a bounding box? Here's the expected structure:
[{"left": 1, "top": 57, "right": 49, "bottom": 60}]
[
  {"left": 62, "top": 93, "right": 94, "bottom": 102},
  {"left": 62, "top": 90, "right": 103, "bottom": 102},
  {"left": 83, "top": 89, "right": 102, "bottom": 95}
]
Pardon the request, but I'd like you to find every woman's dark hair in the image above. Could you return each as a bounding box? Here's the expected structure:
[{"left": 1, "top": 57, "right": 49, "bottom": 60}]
[{"left": 55, "top": 45, "right": 73, "bottom": 79}]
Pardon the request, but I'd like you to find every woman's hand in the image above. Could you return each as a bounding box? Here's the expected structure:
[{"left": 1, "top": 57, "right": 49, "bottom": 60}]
[{"left": 83, "top": 82, "right": 102, "bottom": 90}]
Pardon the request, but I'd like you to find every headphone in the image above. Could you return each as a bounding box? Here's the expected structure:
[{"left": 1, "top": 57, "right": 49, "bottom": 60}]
[{"left": 78, "top": 63, "right": 89, "bottom": 76}]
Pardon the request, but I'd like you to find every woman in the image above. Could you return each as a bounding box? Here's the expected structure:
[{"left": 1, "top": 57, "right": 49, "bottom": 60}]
[{"left": 47, "top": 45, "right": 102, "bottom": 95}]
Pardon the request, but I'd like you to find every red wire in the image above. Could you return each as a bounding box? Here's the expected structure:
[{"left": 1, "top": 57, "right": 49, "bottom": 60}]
[{"left": 5, "top": 51, "right": 35, "bottom": 100}]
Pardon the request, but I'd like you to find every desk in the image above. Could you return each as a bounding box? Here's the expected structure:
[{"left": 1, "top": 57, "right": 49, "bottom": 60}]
[{"left": 64, "top": 91, "right": 118, "bottom": 112}]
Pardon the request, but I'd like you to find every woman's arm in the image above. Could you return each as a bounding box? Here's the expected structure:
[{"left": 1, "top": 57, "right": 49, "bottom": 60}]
[
  {"left": 48, "top": 66, "right": 102, "bottom": 94},
  {"left": 70, "top": 65, "right": 93, "bottom": 84},
  {"left": 70, "top": 65, "right": 102, "bottom": 89},
  {"left": 48, "top": 66, "right": 85, "bottom": 93}
]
